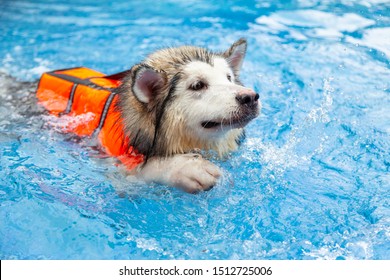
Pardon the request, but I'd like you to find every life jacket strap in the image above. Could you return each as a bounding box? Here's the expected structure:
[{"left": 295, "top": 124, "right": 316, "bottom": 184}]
[
  {"left": 63, "top": 83, "right": 78, "bottom": 115},
  {"left": 48, "top": 71, "right": 106, "bottom": 90},
  {"left": 93, "top": 91, "right": 118, "bottom": 137}
]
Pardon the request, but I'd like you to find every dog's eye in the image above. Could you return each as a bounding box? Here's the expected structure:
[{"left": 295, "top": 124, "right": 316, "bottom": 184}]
[
  {"left": 190, "top": 81, "right": 206, "bottom": 91},
  {"left": 227, "top": 74, "right": 232, "bottom": 82}
]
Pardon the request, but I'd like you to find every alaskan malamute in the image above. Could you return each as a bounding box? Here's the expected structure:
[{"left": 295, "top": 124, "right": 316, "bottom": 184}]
[{"left": 118, "top": 38, "right": 260, "bottom": 193}]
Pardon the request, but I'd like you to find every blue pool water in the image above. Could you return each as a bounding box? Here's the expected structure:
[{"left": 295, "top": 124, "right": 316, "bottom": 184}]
[{"left": 0, "top": 0, "right": 389, "bottom": 259}]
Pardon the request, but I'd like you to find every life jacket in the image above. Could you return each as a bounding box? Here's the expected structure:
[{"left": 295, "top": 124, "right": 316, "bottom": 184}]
[{"left": 36, "top": 67, "right": 144, "bottom": 170}]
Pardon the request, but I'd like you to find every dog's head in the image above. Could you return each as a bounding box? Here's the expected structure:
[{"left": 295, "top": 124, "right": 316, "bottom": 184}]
[{"left": 118, "top": 38, "right": 261, "bottom": 158}]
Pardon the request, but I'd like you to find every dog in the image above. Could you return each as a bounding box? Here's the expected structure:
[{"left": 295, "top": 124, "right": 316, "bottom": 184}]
[
  {"left": 116, "top": 38, "right": 261, "bottom": 193},
  {"left": 35, "top": 38, "right": 260, "bottom": 193}
]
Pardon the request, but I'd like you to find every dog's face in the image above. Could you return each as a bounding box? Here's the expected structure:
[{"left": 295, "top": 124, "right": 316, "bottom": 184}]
[
  {"left": 172, "top": 56, "right": 260, "bottom": 140},
  {"left": 119, "top": 39, "right": 261, "bottom": 157}
]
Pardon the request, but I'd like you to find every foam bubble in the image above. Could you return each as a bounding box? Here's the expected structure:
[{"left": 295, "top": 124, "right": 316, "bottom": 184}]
[
  {"left": 346, "top": 28, "right": 390, "bottom": 58},
  {"left": 255, "top": 10, "right": 375, "bottom": 40}
]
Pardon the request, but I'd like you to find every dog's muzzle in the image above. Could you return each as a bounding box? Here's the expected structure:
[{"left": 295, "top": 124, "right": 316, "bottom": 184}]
[{"left": 235, "top": 88, "right": 260, "bottom": 108}]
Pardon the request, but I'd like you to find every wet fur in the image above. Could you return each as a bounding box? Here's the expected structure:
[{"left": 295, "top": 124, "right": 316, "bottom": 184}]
[{"left": 116, "top": 39, "right": 250, "bottom": 160}]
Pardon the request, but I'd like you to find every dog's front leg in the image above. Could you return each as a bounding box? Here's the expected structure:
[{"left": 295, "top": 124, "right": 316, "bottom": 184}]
[{"left": 136, "top": 153, "right": 221, "bottom": 193}]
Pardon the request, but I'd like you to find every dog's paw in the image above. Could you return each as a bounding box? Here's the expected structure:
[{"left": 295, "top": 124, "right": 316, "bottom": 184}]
[
  {"left": 167, "top": 153, "right": 221, "bottom": 193},
  {"left": 139, "top": 153, "right": 221, "bottom": 193}
]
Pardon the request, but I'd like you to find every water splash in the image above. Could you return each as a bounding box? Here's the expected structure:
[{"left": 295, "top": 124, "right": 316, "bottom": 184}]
[
  {"left": 307, "top": 78, "right": 334, "bottom": 123},
  {"left": 43, "top": 113, "right": 96, "bottom": 133},
  {"left": 0, "top": 55, "right": 51, "bottom": 81},
  {"left": 248, "top": 77, "right": 335, "bottom": 175}
]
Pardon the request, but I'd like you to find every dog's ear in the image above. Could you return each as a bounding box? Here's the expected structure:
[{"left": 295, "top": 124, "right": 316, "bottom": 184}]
[
  {"left": 131, "top": 65, "right": 166, "bottom": 103},
  {"left": 224, "top": 38, "right": 247, "bottom": 74}
]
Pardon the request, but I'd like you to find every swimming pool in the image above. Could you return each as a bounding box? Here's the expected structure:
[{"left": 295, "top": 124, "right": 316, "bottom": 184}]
[{"left": 0, "top": 0, "right": 389, "bottom": 259}]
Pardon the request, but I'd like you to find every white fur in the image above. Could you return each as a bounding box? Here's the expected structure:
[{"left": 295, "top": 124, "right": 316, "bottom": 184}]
[
  {"left": 138, "top": 153, "right": 221, "bottom": 194},
  {"left": 171, "top": 57, "right": 254, "bottom": 139}
]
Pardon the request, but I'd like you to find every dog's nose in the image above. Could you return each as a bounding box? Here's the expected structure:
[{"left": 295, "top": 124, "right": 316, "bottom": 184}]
[{"left": 236, "top": 89, "right": 259, "bottom": 107}]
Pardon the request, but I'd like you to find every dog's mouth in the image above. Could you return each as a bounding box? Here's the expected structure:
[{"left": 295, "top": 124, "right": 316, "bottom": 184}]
[
  {"left": 201, "top": 121, "right": 221, "bottom": 129},
  {"left": 201, "top": 114, "right": 257, "bottom": 130}
]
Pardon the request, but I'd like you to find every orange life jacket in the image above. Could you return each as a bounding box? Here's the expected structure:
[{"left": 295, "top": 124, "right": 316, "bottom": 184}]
[{"left": 36, "top": 67, "right": 144, "bottom": 170}]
